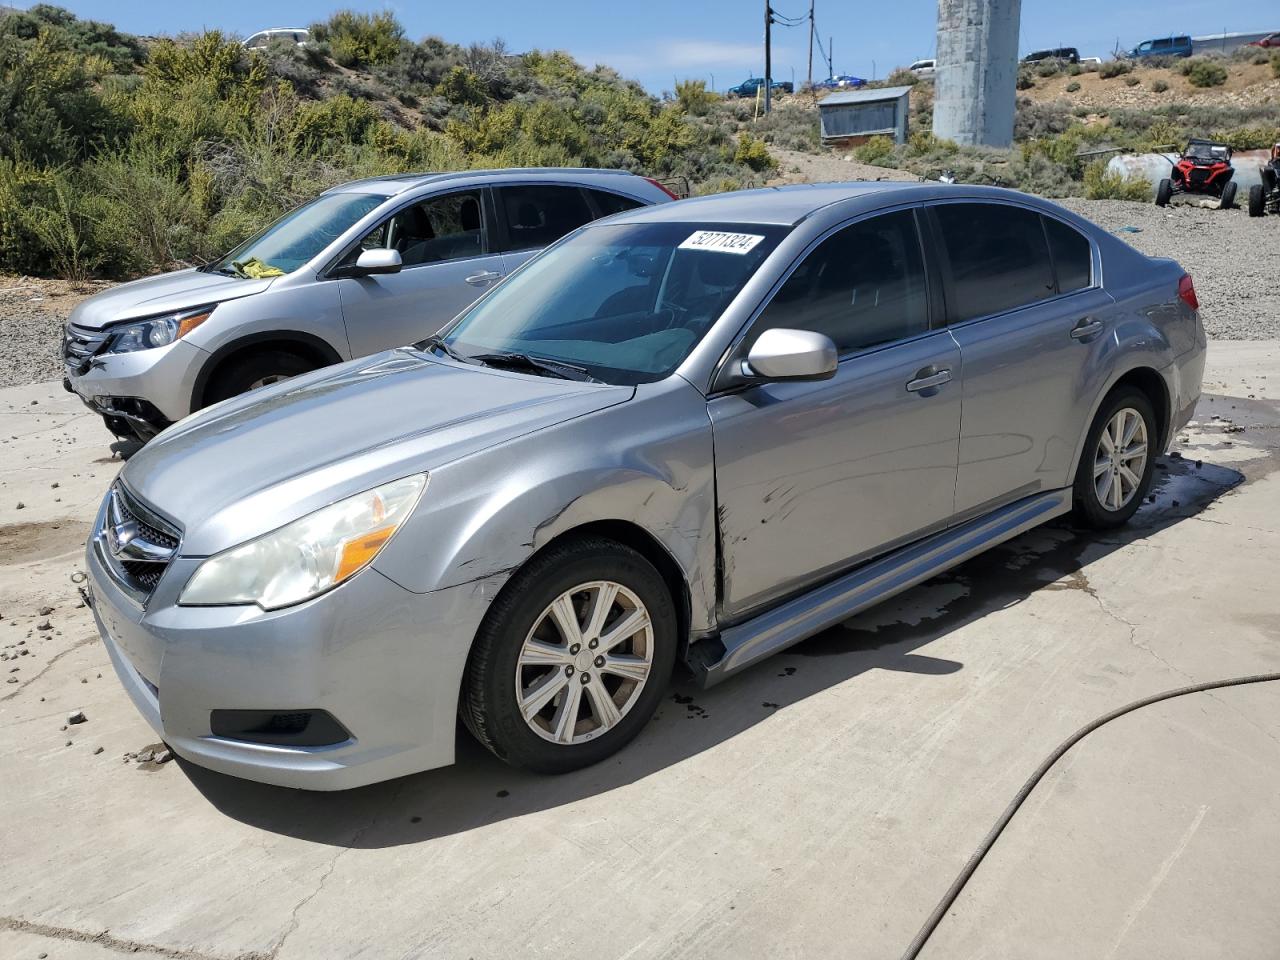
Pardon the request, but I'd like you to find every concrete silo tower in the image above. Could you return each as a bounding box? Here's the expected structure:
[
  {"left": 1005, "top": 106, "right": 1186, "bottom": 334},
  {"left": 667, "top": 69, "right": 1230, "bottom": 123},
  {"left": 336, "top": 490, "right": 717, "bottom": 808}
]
[{"left": 932, "top": 0, "right": 1022, "bottom": 148}]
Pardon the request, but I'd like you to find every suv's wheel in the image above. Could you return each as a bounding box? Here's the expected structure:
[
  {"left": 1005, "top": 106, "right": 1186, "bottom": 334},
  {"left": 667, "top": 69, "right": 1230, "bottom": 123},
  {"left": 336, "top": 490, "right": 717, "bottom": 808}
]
[
  {"left": 1249, "top": 183, "right": 1266, "bottom": 218},
  {"left": 1220, "top": 180, "right": 1238, "bottom": 209},
  {"left": 204, "top": 350, "right": 315, "bottom": 406},
  {"left": 1155, "top": 178, "right": 1173, "bottom": 207},
  {"left": 461, "top": 537, "right": 676, "bottom": 773},
  {"left": 1072, "top": 387, "right": 1157, "bottom": 529}
]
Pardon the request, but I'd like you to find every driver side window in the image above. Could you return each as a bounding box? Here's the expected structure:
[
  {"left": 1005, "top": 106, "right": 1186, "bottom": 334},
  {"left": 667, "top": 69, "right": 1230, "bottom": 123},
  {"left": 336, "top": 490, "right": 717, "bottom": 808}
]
[
  {"left": 748, "top": 209, "right": 930, "bottom": 356},
  {"left": 350, "top": 190, "right": 485, "bottom": 268}
]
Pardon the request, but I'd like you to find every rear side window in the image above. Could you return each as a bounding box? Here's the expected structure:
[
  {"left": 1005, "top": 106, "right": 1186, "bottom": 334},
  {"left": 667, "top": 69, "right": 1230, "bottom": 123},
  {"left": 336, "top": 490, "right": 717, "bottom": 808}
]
[
  {"left": 588, "top": 189, "right": 645, "bottom": 217},
  {"left": 497, "top": 185, "right": 595, "bottom": 252},
  {"left": 752, "top": 209, "right": 929, "bottom": 355},
  {"left": 1043, "top": 216, "right": 1092, "bottom": 293},
  {"left": 934, "top": 203, "right": 1056, "bottom": 322}
]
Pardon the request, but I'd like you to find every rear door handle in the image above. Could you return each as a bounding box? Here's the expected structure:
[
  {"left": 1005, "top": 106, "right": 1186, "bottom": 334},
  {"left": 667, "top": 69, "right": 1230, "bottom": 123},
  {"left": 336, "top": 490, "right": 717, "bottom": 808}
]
[
  {"left": 906, "top": 367, "right": 952, "bottom": 393},
  {"left": 1070, "top": 318, "right": 1104, "bottom": 340},
  {"left": 465, "top": 270, "right": 502, "bottom": 286}
]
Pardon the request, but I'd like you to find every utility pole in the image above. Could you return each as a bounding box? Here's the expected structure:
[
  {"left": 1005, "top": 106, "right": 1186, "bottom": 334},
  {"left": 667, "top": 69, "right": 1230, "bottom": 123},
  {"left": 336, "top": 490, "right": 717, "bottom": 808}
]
[
  {"left": 829, "top": 36, "right": 834, "bottom": 77},
  {"left": 806, "top": 0, "right": 814, "bottom": 89},
  {"left": 764, "top": 0, "right": 772, "bottom": 114}
]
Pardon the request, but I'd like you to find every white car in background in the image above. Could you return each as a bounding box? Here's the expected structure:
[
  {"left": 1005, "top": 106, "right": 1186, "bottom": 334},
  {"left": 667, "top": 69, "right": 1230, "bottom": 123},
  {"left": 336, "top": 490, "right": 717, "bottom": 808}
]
[
  {"left": 244, "top": 28, "right": 310, "bottom": 49},
  {"left": 908, "top": 59, "right": 936, "bottom": 79}
]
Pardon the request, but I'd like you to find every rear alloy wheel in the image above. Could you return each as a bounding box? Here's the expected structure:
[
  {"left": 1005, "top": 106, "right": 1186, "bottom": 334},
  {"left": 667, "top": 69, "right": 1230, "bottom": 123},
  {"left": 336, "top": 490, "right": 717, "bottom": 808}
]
[
  {"left": 1249, "top": 184, "right": 1266, "bottom": 218},
  {"left": 1072, "top": 387, "right": 1157, "bottom": 529},
  {"left": 461, "top": 537, "right": 676, "bottom": 773},
  {"left": 1155, "top": 178, "right": 1173, "bottom": 207},
  {"left": 1220, "top": 180, "right": 1237, "bottom": 210}
]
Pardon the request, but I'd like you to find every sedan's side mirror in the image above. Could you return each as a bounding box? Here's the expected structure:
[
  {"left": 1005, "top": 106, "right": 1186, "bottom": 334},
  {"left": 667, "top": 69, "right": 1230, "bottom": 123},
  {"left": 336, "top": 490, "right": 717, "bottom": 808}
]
[
  {"left": 742, "top": 328, "right": 838, "bottom": 382},
  {"left": 352, "top": 248, "right": 402, "bottom": 276}
]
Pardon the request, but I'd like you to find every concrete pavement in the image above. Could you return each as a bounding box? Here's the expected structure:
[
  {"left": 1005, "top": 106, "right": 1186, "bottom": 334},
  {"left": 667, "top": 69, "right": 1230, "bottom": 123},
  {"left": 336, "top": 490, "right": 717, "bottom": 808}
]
[{"left": 1, "top": 345, "right": 1278, "bottom": 960}]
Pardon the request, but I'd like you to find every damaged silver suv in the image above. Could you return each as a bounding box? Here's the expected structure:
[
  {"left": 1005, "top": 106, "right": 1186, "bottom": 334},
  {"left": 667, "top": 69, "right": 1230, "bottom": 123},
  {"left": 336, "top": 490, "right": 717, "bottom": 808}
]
[{"left": 62, "top": 168, "right": 673, "bottom": 442}]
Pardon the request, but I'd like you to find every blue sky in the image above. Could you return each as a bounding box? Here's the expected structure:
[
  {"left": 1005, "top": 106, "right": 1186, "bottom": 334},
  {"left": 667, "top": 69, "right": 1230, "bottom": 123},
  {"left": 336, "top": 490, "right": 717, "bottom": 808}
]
[{"left": 39, "top": 1, "right": 1274, "bottom": 92}]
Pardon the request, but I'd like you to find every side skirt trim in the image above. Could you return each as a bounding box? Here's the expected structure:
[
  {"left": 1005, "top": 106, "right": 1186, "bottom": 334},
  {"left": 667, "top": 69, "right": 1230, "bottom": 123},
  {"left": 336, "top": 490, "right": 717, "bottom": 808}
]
[{"left": 695, "top": 488, "right": 1072, "bottom": 687}]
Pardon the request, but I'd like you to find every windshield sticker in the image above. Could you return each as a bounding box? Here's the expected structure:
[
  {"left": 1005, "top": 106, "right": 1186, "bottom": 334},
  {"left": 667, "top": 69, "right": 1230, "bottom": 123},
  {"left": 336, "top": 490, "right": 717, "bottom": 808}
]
[{"left": 679, "top": 231, "right": 765, "bottom": 255}]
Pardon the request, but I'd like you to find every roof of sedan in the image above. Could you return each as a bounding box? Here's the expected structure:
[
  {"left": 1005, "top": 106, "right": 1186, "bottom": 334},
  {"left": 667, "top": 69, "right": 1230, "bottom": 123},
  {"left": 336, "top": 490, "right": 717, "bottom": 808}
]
[{"left": 607, "top": 181, "right": 923, "bottom": 226}]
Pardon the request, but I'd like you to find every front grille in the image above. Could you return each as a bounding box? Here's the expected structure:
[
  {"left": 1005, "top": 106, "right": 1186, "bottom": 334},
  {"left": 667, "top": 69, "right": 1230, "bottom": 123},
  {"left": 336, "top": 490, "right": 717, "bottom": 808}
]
[
  {"left": 98, "top": 485, "right": 182, "bottom": 603},
  {"left": 1188, "top": 168, "right": 1211, "bottom": 187},
  {"left": 64, "top": 324, "right": 110, "bottom": 373}
]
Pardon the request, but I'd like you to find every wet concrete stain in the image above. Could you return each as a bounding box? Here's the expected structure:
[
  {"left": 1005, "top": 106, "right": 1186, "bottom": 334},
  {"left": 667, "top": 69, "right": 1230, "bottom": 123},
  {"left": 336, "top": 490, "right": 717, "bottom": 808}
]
[{"left": 0, "top": 520, "right": 91, "bottom": 565}]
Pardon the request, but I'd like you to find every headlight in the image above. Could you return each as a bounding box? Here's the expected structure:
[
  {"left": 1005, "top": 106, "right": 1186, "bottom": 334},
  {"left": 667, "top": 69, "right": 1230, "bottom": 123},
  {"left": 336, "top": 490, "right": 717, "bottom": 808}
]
[
  {"left": 179, "top": 474, "right": 427, "bottom": 610},
  {"left": 105, "top": 305, "right": 215, "bottom": 354}
]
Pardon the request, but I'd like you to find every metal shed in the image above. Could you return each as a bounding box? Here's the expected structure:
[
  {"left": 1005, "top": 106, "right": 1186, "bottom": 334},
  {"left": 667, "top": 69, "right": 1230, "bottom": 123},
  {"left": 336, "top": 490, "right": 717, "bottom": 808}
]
[{"left": 818, "top": 86, "right": 912, "bottom": 145}]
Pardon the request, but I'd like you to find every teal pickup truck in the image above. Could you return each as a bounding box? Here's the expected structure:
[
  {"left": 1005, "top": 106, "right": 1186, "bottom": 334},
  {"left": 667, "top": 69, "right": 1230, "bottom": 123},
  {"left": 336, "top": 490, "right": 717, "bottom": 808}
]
[{"left": 728, "top": 76, "right": 793, "bottom": 97}]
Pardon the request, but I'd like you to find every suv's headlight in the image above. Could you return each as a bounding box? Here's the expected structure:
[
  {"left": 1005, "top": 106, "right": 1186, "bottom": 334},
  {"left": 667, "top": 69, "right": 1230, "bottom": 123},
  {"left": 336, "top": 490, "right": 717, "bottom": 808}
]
[
  {"left": 106, "top": 305, "right": 215, "bottom": 354},
  {"left": 179, "top": 475, "right": 427, "bottom": 610}
]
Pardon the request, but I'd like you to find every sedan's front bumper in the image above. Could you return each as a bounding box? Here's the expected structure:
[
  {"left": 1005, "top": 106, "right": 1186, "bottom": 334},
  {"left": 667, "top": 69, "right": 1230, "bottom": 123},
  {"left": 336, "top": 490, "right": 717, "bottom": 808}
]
[{"left": 86, "top": 527, "right": 493, "bottom": 791}]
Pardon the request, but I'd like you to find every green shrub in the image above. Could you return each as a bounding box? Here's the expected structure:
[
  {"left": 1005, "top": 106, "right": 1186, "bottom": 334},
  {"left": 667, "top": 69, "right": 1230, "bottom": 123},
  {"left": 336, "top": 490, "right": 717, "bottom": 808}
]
[
  {"left": 854, "top": 135, "right": 896, "bottom": 166},
  {"left": 1065, "top": 81, "right": 1081, "bottom": 93},
  {"left": 1016, "top": 71, "right": 1035, "bottom": 90},
  {"left": 1035, "top": 61, "right": 1061, "bottom": 78},
  {"left": 1066, "top": 63, "right": 1082, "bottom": 76},
  {"left": 1124, "top": 75, "right": 1141, "bottom": 87},
  {"left": 674, "top": 79, "right": 718, "bottom": 116},
  {"left": 734, "top": 132, "right": 775, "bottom": 172},
  {"left": 1098, "top": 60, "right": 1132, "bottom": 79},
  {"left": 1181, "top": 58, "right": 1227, "bottom": 88},
  {"left": 435, "top": 65, "right": 487, "bottom": 106},
  {"left": 754, "top": 101, "right": 819, "bottom": 150},
  {"left": 1212, "top": 125, "right": 1280, "bottom": 151},
  {"left": 309, "top": 10, "right": 404, "bottom": 69},
  {"left": 1271, "top": 53, "right": 1280, "bottom": 78},
  {"left": 1083, "top": 159, "right": 1150, "bottom": 200},
  {"left": 884, "top": 68, "right": 918, "bottom": 86},
  {"left": 1152, "top": 79, "right": 1169, "bottom": 93}
]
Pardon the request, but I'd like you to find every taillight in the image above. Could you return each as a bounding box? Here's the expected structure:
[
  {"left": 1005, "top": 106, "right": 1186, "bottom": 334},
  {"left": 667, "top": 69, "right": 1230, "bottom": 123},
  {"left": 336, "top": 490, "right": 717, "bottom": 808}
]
[
  {"left": 644, "top": 177, "right": 680, "bottom": 200},
  {"left": 1178, "top": 274, "right": 1199, "bottom": 311}
]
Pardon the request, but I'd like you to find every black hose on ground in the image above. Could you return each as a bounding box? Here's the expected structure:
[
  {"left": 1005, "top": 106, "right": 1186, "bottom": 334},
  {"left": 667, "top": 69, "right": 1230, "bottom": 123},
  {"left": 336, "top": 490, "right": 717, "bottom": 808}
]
[{"left": 900, "top": 672, "right": 1280, "bottom": 960}]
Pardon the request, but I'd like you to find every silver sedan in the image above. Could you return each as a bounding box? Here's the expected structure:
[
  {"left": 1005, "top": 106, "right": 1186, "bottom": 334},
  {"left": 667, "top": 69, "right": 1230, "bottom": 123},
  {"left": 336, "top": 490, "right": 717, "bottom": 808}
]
[{"left": 85, "top": 182, "right": 1205, "bottom": 789}]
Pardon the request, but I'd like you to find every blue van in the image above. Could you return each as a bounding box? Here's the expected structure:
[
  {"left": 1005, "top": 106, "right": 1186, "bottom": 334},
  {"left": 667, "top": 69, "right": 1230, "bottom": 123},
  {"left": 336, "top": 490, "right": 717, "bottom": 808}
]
[{"left": 1130, "top": 35, "right": 1193, "bottom": 58}]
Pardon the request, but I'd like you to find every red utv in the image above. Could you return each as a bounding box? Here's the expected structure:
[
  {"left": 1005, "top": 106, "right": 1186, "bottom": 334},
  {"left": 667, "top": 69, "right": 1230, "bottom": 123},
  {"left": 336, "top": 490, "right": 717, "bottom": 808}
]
[
  {"left": 1248, "top": 142, "right": 1280, "bottom": 217},
  {"left": 1156, "top": 139, "right": 1238, "bottom": 209}
]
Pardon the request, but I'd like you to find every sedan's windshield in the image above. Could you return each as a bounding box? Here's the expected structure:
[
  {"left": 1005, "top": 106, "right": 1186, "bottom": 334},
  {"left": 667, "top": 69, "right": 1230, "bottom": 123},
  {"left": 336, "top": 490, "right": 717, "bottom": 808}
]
[
  {"left": 206, "top": 192, "right": 386, "bottom": 278},
  {"left": 434, "top": 221, "right": 788, "bottom": 385}
]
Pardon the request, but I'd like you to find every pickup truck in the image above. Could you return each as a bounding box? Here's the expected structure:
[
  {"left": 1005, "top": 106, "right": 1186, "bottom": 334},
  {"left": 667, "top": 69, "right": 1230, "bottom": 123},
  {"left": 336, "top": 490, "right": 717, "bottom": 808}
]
[{"left": 728, "top": 77, "right": 793, "bottom": 97}]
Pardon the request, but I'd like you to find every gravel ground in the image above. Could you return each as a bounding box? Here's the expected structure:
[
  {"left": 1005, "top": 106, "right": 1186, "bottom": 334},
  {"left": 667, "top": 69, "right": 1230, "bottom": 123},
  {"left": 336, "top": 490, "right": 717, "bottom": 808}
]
[
  {"left": 1056, "top": 198, "right": 1280, "bottom": 341},
  {"left": 0, "top": 278, "right": 104, "bottom": 390},
  {"left": 0, "top": 193, "right": 1275, "bottom": 390}
]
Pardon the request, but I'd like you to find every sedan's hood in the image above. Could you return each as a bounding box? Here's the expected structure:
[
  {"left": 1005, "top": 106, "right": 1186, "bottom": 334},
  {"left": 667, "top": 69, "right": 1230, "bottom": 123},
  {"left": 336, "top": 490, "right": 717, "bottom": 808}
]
[
  {"left": 67, "top": 268, "right": 273, "bottom": 330},
  {"left": 120, "top": 350, "right": 632, "bottom": 555}
]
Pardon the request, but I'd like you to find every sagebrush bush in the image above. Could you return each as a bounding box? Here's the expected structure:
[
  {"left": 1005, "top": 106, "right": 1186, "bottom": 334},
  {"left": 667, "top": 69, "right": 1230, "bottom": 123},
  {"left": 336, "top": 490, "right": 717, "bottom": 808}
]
[
  {"left": 1124, "top": 75, "right": 1141, "bottom": 87},
  {"left": 1083, "top": 159, "right": 1150, "bottom": 200},
  {"left": 309, "top": 10, "right": 403, "bottom": 69},
  {"left": 1152, "top": 79, "right": 1169, "bottom": 93},
  {"left": 734, "top": 132, "right": 775, "bottom": 172},
  {"left": 674, "top": 79, "right": 717, "bottom": 116},
  {"left": 1271, "top": 53, "right": 1280, "bottom": 78},
  {"left": 1065, "top": 81, "right": 1081, "bottom": 93},
  {"left": 854, "top": 135, "right": 896, "bottom": 166},
  {"left": 1098, "top": 60, "right": 1131, "bottom": 79},
  {"left": 1181, "top": 58, "right": 1227, "bottom": 88}
]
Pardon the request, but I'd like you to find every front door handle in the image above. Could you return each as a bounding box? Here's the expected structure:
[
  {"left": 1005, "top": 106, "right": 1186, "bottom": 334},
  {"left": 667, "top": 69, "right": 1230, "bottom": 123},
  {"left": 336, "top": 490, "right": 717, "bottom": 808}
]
[
  {"left": 1070, "top": 318, "right": 1104, "bottom": 340},
  {"left": 906, "top": 367, "right": 953, "bottom": 393},
  {"left": 465, "top": 270, "right": 502, "bottom": 286}
]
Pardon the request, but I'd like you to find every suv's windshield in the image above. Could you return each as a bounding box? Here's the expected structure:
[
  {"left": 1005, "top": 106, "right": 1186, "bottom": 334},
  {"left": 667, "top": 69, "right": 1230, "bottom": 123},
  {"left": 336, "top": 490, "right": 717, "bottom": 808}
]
[
  {"left": 433, "top": 221, "right": 788, "bottom": 385},
  {"left": 1186, "top": 142, "right": 1229, "bottom": 160},
  {"left": 206, "top": 192, "right": 386, "bottom": 278}
]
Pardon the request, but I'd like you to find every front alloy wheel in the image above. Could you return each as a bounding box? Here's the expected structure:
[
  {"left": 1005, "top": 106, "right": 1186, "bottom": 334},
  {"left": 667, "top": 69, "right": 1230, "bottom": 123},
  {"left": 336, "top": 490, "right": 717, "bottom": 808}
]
[
  {"left": 516, "top": 581, "right": 654, "bottom": 745},
  {"left": 461, "top": 537, "right": 676, "bottom": 772}
]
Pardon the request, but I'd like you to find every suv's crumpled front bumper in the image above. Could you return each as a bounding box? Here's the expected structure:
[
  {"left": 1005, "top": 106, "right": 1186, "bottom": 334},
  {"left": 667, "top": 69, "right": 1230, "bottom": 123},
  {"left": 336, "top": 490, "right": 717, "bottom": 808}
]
[
  {"left": 63, "top": 335, "right": 208, "bottom": 438},
  {"left": 86, "top": 499, "right": 494, "bottom": 791}
]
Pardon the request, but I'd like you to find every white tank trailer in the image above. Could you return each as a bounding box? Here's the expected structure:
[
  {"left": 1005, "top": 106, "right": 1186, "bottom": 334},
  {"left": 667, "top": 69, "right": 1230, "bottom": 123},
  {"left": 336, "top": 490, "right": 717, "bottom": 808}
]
[{"left": 933, "top": 0, "right": 1021, "bottom": 149}]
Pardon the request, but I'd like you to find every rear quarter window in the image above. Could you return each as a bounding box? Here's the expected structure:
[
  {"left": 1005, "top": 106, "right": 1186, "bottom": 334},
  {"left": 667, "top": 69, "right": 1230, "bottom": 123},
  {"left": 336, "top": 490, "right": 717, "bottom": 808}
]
[{"left": 1043, "top": 216, "right": 1092, "bottom": 293}]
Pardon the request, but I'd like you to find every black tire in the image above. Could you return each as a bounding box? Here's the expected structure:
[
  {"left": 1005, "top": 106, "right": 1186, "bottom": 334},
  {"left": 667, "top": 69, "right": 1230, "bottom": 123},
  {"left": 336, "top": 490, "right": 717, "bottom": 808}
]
[
  {"left": 1262, "top": 166, "right": 1278, "bottom": 193},
  {"left": 1072, "top": 387, "right": 1158, "bottom": 530},
  {"left": 203, "top": 350, "right": 315, "bottom": 406},
  {"left": 460, "top": 537, "right": 677, "bottom": 773},
  {"left": 1220, "top": 180, "right": 1237, "bottom": 210},
  {"left": 1155, "top": 178, "right": 1172, "bottom": 207},
  {"left": 1249, "top": 184, "right": 1266, "bottom": 218}
]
